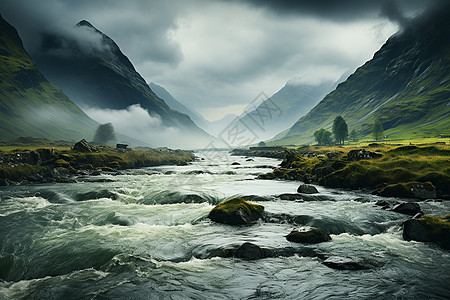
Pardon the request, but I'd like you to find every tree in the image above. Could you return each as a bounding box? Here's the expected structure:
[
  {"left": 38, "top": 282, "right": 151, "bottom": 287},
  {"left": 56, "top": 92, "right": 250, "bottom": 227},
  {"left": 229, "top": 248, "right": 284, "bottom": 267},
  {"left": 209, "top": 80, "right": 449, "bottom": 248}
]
[
  {"left": 93, "top": 123, "right": 116, "bottom": 145},
  {"left": 349, "top": 129, "right": 359, "bottom": 143},
  {"left": 258, "top": 141, "right": 266, "bottom": 147},
  {"left": 373, "top": 119, "right": 384, "bottom": 141},
  {"left": 332, "top": 116, "right": 348, "bottom": 144},
  {"left": 314, "top": 128, "right": 332, "bottom": 146}
]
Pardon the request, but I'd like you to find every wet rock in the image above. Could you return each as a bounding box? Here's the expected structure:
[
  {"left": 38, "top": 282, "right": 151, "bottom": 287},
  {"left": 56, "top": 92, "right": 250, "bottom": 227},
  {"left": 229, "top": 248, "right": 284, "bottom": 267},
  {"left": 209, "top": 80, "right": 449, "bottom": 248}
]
[
  {"left": 231, "top": 162, "right": 241, "bottom": 166},
  {"left": 257, "top": 172, "right": 276, "bottom": 180},
  {"left": 286, "top": 227, "right": 331, "bottom": 244},
  {"left": 393, "top": 202, "right": 421, "bottom": 216},
  {"left": 376, "top": 181, "right": 436, "bottom": 199},
  {"left": 403, "top": 215, "right": 450, "bottom": 249},
  {"left": 44, "top": 167, "right": 69, "bottom": 179},
  {"left": 208, "top": 197, "right": 264, "bottom": 225},
  {"left": 73, "top": 139, "right": 98, "bottom": 153},
  {"left": 323, "top": 256, "right": 370, "bottom": 270},
  {"left": 276, "top": 193, "right": 303, "bottom": 201},
  {"left": 240, "top": 195, "right": 272, "bottom": 202},
  {"left": 0, "top": 179, "right": 9, "bottom": 186},
  {"left": 232, "top": 242, "right": 273, "bottom": 260},
  {"left": 246, "top": 158, "right": 254, "bottom": 162},
  {"left": 297, "top": 184, "right": 319, "bottom": 194},
  {"left": 347, "top": 149, "right": 383, "bottom": 161}
]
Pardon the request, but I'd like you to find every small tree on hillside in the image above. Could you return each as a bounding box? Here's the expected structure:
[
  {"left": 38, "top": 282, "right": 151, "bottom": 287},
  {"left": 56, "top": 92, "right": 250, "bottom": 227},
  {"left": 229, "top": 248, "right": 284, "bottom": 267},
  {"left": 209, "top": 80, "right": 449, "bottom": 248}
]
[
  {"left": 258, "top": 141, "right": 266, "bottom": 147},
  {"left": 332, "top": 116, "right": 348, "bottom": 144},
  {"left": 349, "top": 129, "right": 359, "bottom": 143},
  {"left": 373, "top": 119, "right": 384, "bottom": 141},
  {"left": 314, "top": 128, "right": 332, "bottom": 146},
  {"left": 93, "top": 123, "right": 116, "bottom": 145}
]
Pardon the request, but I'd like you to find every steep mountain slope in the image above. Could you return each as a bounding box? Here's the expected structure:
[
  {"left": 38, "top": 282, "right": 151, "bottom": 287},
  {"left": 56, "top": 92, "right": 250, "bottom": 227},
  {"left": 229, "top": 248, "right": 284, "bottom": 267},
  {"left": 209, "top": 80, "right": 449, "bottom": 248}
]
[
  {"left": 149, "top": 82, "right": 209, "bottom": 130},
  {"left": 238, "top": 80, "right": 335, "bottom": 141},
  {"left": 0, "top": 15, "right": 98, "bottom": 142},
  {"left": 32, "top": 20, "right": 211, "bottom": 147},
  {"left": 274, "top": 6, "right": 450, "bottom": 145}
]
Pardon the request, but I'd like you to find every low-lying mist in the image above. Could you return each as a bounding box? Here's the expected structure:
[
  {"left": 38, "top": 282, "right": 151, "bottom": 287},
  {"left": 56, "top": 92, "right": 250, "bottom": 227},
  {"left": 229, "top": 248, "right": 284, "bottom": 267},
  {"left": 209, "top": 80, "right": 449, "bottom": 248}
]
[{"left": 85, "top": 104, "right": 213, "bottom": 149}]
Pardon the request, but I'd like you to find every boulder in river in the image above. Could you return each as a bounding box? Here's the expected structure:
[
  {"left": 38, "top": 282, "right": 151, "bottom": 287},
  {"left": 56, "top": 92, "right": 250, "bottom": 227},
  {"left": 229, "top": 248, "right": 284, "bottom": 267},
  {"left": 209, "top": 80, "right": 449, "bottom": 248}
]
[
  {"left": 286, "top": 227, "right": 331, "bottom": 243},
  {"left": 231, "top": 162, "right": 241, "bottom": 166},
  {"left": 297, "top": 184, "right": 319, "bottom": 194},
  {"left": 375, "top": 181, "right": 436, "bottom": 199},
  {"left": 392, "top": 202, "right": 421, "bottom": 215},
  {"left": 403, "top": 215, "right": 450, "bottom": 249},
  {"left": 322, "top": 256, "right": 370, "bottom": 271},
  {"left": 208, "top": 197, "right": 264, "bottom": 225},
  {"left": 347, "top": 149, "right": 383, "bottom": 161}
]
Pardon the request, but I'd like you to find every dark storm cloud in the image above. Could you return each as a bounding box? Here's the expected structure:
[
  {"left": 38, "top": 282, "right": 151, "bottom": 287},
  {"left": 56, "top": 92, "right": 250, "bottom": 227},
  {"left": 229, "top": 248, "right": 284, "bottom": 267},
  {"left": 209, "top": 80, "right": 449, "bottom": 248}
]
[
  {"left": 235, "top": 0, "right": 440, "bottom": 24},
  {"left": 0, "top": 0, "right": 183, "bottom": 66}
]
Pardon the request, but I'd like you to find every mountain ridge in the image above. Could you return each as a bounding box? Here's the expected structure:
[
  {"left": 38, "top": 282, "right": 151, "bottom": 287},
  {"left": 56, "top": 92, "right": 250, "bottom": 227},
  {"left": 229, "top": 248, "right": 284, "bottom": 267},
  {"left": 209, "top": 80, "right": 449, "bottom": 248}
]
[
  {"left": 273, "top": 5, "right": 450, "bottom": 145},
  {"left": 0, "top": 14, "right": 99, "bottom": 142}
]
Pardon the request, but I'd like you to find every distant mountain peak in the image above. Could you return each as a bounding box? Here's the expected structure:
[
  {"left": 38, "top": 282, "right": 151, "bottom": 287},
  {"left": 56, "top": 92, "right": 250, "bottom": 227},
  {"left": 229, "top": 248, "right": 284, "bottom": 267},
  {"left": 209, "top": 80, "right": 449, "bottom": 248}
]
[{"left": 76, "top": 20, "right": 94, "bottom": 28}]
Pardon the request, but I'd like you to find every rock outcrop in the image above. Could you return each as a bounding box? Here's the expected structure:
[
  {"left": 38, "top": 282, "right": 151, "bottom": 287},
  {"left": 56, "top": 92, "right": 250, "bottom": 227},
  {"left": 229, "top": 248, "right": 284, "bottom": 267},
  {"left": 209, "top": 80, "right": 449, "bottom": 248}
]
[
  {"left": 73, "top": 139, "right": 98, "bottom": 153},
  {"left": 375, "top": 182, "right": 436, "bottom": 199},
  {"left": 403, "top": 215, "right": 450, "bottom": 249},
  {"left": 347, "top": 149, "right": 383, "bottom": 161}
]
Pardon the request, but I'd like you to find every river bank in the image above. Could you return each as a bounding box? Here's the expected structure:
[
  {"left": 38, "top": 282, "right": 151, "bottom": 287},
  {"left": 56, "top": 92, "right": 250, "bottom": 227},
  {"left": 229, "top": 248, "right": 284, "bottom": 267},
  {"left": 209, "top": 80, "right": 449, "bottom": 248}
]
[
  {"left": 0, "top": 139, "right": 195, "bottom": 186},
  {"left": 254, "top": 144, "right": 450, "bottom": 200}
]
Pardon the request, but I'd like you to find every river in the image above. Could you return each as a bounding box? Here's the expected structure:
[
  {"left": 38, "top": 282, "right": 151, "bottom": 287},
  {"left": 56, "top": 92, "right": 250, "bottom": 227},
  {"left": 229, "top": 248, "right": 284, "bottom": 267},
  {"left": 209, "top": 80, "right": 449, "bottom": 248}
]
[{"left": 0, "top": 151, "right": 449, "bottom": 299}]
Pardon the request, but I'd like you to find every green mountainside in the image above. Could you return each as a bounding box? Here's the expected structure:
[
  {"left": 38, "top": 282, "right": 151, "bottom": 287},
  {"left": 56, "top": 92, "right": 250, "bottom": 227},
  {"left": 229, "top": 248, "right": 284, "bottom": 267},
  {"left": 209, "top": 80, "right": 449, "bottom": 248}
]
[
  {"left": 0, "top": 15, "right": 98, "bottom": 142},
  {"left": 274, "top": 7, "right": 450, "bottom": 145},
  {"left": 32, "top": 20, "right": 212, "bottom": 146}
]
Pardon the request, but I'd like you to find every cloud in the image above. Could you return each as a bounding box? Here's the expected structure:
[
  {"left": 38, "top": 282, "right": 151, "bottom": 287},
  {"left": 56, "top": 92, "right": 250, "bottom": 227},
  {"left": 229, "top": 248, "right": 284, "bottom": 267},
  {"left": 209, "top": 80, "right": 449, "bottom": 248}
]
[{"left": 0, "top": 0, "right": 440, "bottom": 122}]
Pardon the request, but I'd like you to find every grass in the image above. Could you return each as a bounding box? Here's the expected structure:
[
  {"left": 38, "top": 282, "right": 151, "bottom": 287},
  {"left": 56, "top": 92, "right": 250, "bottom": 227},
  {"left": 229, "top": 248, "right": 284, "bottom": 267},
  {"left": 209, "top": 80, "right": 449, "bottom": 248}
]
[{"left": 263, "top": 144, "right": 450, "bottom": 196}]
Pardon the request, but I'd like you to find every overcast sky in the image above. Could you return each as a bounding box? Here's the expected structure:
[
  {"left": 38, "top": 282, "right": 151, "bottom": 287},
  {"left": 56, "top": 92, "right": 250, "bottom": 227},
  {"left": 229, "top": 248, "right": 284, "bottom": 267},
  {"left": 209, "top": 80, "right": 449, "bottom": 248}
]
[{"left": 0, "top": 0, "right": 438, "bottom": 121}]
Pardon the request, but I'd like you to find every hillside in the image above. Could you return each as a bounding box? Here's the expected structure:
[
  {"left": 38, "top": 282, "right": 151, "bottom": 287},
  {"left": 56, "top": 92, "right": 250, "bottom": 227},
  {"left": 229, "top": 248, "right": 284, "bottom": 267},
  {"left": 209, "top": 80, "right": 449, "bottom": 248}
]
[
  {"left": 0, "top": 15, "right": 98, "bottom": 142},
  {"left": 149, "top": 82, "right": 209, "bottom": 131},
  {"left": 239, "top": 80, "right": 335, "bottom": 141},
  {"left": 273, "top": 6, "right": 450, "bottom": 145},
  {"left": 32, "top": 20, "right": 212, "bottom": 147}
]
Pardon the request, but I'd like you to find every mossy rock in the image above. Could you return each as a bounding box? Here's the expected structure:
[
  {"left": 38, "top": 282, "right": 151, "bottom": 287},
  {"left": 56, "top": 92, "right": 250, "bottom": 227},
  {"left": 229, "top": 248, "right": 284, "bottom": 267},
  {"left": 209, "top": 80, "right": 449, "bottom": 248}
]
[
  {"left": 208, "top": 197, "right": 264, "bottom": 225},
  {"left": 286, "top": 227, "right": 331, "bottom": 244},
  {"left": 376, "top": 181, "right": 436, "bottom": 199},
  {"left": 403, "top": 215, "right": 450, "bottom": 249},
  {"left": 108, "top": 161, "right": 121, "bottom": 169},
  {"left": 55, "top": 159, "right": 70, "bottom": 168}
]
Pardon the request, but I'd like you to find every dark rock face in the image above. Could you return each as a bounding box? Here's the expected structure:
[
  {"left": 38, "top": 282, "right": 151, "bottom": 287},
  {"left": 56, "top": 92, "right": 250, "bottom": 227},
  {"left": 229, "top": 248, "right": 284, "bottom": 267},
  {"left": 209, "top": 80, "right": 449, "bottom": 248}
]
[
  {"left": 347, "top": 149, "right": 383, "bottom": 161},
  {"left": 286, "top": 227, "right": 331, "bottom": 244},
  {"left": 376, "top": 181, "right": 436, "bottom": 199},
  {"left": 393, "top": 202, "right": 421, "bottom": 215},
  {"left": 297, "top": 184, "right": 319, "bottom": 194},
  {"left": 73, "top": 139, "right": 98, "bottom": 153},
  {"left": 322, "top": 256, "right": 370, "bottom": 270},
  {"left": 208, "top": 197, "right": 264, "bottom": 225},
  {"left": 403, "top": 215, "right": 450, "bottom": 249}
]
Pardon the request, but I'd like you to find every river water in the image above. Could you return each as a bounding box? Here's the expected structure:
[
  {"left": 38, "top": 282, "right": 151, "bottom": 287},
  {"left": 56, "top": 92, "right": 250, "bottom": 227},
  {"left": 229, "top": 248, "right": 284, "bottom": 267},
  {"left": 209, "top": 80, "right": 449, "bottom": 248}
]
[{"left": 0, "top": 151, "right": 449, "bottom": 299}]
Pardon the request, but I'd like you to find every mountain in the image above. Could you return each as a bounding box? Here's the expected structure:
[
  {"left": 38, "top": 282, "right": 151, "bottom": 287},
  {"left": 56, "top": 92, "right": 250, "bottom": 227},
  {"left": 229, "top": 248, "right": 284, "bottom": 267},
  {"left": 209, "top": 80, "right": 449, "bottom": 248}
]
[
  {"left": 0, "top": 15, "right": 98, "bottom": 142},
  {"left": 149, "top": 82, "right": 209, "bottom": 130},
  {"left": 31, "top": 20, "right": 212, "bottom": 147},
  {"left": 237, "top": 80, "right": 335, "bottom": 141},
  {"left": 273, "top": 6, "right": 450, "bottom": 145}
]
